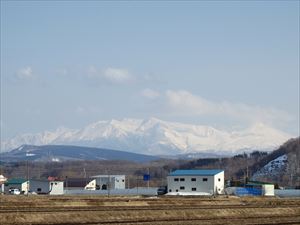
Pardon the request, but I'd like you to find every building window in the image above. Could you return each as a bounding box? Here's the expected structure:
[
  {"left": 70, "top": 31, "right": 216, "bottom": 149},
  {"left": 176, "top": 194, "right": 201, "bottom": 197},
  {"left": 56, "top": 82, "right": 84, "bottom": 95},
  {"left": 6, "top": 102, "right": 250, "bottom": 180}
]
[
  {"left": 122, "top": 179, "right": 125, "bottom": 182},
  {"left": 218, "top": 188, "right": 221, "bottom": 191},
  {"left": 191, "top": 178, "right": 196, "bottom": 182},
  {"left": 176, "top": 189, "right": 178, "bottom": 192},
  {"left": 180, "top": 178, "right": 185, "bottom": 181},
  {"left": 203, "top": 178, "right": 208, "bottom": 182},
  {"left": 180, "top": 186, "right": 185, "bottom": 190},
  {"left": 192, "top": 188, "right": 196, "bottom": 191},
  {"left": 55, "top": 182, "right": 57, "bottom": 185},
  {"left": 218, "top": 178, "right": 221, "bottom": 182},
  {"left": 37, "top": 188, "right": 42, "bottom": 192},
  {"left": 169, "top": 189, "right": 172, "bottom": 192},
  {"left": 174, "top": 178, "right": 179, "bottom": 182}
]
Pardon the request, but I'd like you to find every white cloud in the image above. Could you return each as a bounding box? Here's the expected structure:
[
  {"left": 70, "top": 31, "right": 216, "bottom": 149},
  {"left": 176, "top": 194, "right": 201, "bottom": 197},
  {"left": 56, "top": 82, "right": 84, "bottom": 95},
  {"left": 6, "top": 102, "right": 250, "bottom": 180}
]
[
  {"left": 162, "top": 90, "right": 294, "bottom": 125},
  {"left": 87, "top": 66, "right": 133, "bottom": 84},
  {"left": 103, "top": 67, "right": 131, "bottom": 83},
  {"left": 16, "top": 66, "right": 34, "bottom": 80},
  {"left": 141, "top": 88, "right": 160, "bottom": 99}
]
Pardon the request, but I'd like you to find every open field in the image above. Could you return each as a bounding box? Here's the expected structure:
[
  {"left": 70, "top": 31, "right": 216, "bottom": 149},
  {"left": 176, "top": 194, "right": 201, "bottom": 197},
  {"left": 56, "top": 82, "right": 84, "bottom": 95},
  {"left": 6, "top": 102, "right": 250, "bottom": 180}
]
[{"left": 0, "top": 195, "right": 300, "bottom": 225}]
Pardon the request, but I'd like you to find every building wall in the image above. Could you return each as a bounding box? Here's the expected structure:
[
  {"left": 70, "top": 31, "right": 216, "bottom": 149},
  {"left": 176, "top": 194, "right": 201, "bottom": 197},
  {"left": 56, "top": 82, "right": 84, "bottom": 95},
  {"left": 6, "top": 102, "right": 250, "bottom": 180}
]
[
  {"left": 113, "top": 176, "right": 125, "bottom": 189},
  {"left": 167, "top": 172, "right": 224, "bottom": 194},
  {"left": 262, "top": 184, "right": 274, "bottom": 196},
  {"left": 4, "top": 184, "right": 22, "bottom": 193},
  {"left": 29, "top": 180, "right": 50, "bottom": 194},
  {"left": 85, "top": 179, "right": 96, "bottom": 190},
  {"left": 49, "top": 181, "right": 64, "bottom": 195},
  {"left": 21, "top": 182, "right": 29, "bottom": 194},
  {"left": 214, "top": 171, "right": 225, "bottom": 194},
  {"left": 94, "top": 175, "right": 125, "bottom": 190}
]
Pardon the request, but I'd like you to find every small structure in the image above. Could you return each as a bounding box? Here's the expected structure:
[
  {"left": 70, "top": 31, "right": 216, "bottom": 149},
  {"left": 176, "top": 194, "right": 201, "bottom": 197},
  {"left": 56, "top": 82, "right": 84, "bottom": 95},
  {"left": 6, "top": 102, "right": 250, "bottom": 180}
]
[
  {"left": 4, "top": 178, "right": 29, "bottom": 194},
  {"left": 0, "top": 175, "right": 8, "bottom": 194},
  {"left": 84, "top": 179, "right": 97, "bottom": 190},
  {"left": 262, "top": 184, "right": 275, "bottom": 196},
  {"left": 91, "top": 175, "right": 126, "bottom": 190},
  {"left": 167, "top": 169, "right": 224, "bottom": 195},
  {"left": 29, "top": 179, "right": 64, "bottom": 195},
  {"left": 246, "top": 181, "right": 275, "bottom": 196},
  {"left": 229, "top": 181, "right": 275, "bottom": 196}
]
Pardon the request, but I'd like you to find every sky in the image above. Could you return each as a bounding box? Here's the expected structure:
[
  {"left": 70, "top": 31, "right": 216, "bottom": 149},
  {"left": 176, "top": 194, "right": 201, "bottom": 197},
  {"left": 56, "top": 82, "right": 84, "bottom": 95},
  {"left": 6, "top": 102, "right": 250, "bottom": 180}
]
[{"left": 1, "top": 0, "right": 299, "bottom": 140}]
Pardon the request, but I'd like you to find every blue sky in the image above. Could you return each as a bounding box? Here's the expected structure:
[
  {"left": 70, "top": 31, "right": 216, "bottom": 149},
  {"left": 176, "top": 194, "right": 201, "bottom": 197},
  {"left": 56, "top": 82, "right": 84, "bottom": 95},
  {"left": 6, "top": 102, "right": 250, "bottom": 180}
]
[{"left": 1, "top": 1, "right": 299, "bottom": 139}]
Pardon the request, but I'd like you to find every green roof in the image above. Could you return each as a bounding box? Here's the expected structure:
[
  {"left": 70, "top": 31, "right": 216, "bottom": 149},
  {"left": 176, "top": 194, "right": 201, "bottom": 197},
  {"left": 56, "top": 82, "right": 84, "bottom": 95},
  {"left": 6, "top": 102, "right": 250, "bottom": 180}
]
[
  {"left": 247, "top": 181, "right": 274, "bottom": 186},
  {"left": 6, "top": 178, "right": 27, "bottom": 185}
]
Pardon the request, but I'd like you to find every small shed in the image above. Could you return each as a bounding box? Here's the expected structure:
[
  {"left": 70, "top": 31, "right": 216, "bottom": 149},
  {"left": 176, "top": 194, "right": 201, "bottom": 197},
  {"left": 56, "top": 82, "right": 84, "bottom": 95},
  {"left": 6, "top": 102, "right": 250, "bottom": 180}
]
[
  {"left": 167, "top": 169, "right": 224, "bottom": 195},
  {"left": 247, "top": 181, "right": 275, "bottom": 196}
]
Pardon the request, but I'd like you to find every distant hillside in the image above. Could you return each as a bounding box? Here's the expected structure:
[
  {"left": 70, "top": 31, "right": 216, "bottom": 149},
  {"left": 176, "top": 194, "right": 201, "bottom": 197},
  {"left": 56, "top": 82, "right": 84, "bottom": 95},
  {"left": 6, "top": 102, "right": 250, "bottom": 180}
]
[
  {"left": 1, "top": 144, "right": 160, "bottom": 163},
  {"left": 172, "top": 137, "right": 300, "bottom": 186},
  {"left": 251, "top": 137, "right": 300, "bottom": 186}
]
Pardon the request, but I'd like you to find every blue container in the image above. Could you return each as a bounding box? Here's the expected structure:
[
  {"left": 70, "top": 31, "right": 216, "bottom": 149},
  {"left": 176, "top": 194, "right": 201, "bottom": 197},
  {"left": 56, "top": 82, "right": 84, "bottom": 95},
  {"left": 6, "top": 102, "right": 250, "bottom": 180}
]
[{"left": 235, "top": 187, "right": 262, "bottom": 196}]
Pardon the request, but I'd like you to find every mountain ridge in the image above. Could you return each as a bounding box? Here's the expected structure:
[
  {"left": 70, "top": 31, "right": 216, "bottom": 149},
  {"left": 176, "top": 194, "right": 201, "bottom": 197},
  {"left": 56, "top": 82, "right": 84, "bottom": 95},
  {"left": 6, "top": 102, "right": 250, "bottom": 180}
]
[
  {"left": 2, "top": 144, "right": 160, "bottom": 163},
  {"left": 1, "top": 118, "right": 293, "bottom": 155}
]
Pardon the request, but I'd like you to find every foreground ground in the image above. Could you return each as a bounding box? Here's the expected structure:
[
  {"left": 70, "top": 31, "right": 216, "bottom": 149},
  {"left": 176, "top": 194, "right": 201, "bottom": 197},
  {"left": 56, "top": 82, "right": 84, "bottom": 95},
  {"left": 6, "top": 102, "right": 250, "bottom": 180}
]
[{"left": 0, "top": 195, "right": 300, "bottom": 225}]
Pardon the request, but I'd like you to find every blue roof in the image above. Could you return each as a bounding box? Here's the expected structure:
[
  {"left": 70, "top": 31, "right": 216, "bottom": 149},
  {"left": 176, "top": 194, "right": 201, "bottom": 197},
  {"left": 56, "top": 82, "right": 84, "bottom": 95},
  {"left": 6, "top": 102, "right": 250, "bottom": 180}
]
[{"left": 169, "top": 169, "right": 224, "bottom": 176}]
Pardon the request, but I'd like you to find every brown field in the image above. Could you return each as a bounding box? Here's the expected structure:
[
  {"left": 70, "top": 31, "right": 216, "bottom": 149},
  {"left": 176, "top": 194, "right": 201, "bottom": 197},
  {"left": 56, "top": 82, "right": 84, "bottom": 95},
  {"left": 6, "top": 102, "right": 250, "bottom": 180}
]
[{"left": 0, "top": 195, "right": 300, "bottom": 225}]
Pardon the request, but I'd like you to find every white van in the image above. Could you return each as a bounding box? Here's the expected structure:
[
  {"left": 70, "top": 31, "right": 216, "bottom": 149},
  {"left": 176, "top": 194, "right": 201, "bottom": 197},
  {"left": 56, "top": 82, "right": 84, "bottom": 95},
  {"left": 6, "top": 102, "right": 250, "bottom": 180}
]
[{"left": 9, "top": 188, "right": 21, "bottom": 195}]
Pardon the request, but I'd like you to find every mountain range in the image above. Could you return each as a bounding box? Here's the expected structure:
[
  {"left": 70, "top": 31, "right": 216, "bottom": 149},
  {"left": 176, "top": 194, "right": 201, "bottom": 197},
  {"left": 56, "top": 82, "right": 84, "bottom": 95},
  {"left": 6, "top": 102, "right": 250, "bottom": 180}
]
[{"left": 1, "top": 118, "right": 292, "bottom": 156}]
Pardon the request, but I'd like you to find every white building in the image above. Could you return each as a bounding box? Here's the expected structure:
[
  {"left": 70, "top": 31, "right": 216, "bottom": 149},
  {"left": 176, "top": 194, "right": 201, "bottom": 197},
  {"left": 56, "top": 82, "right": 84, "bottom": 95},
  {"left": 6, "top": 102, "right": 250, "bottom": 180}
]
[
  {"left": 29, "top": 180, "right": 64, "bottom": 195},
  {"left": 167, "top": 169, "right": 224, "bottom": 195},
  {"left": 89, "top": 175, "right": 125, "bottom": 190}
]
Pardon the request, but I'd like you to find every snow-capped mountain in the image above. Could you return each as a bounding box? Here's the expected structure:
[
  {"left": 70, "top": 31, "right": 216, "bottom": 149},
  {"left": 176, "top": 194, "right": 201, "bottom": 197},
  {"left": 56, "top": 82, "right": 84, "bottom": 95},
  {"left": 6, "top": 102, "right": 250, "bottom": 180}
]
[{"left": 1, "top": 118, "right": 293, "bottom": 155}]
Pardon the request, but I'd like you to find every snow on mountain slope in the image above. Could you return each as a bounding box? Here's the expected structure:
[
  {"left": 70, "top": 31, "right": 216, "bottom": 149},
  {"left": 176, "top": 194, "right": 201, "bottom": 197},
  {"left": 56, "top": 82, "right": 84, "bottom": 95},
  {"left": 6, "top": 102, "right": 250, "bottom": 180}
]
[
  {"left": 251, "top": 154, "right": 288, "bottom": 180},
  {"left": 1, "top": 118, "right": 293, "bottom": 155}
]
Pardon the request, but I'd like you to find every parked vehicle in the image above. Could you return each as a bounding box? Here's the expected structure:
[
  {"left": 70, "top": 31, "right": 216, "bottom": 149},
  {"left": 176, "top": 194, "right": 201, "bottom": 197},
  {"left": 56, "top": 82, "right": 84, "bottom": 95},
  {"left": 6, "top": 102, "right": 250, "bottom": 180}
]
[
  {"left": 157, "top": 186, "right": 167, "bottom": 195},
  {"left": 9, "top": 188, "right": 21, "bottom": 195}
]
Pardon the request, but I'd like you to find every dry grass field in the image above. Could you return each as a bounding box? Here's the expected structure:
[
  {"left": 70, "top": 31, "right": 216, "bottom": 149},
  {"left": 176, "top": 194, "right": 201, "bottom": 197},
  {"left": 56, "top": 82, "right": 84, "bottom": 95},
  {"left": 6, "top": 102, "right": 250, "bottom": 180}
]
[{"left": 0, "top": 195, "right": 300, "bottom": 225}]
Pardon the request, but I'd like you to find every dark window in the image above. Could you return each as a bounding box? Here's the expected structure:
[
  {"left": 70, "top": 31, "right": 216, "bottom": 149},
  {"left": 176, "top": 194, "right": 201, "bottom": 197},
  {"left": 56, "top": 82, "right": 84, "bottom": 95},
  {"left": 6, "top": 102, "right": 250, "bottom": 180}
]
[
  {"left": 180, "top": 186, "right": 185, "bottom": 190},
  {"left": 218, "top": 178, "right": 221, "bottom": 182},
  {"left": 191, "top": 178, "right": 196, "bottom": 181},
  {"left": 55, "top": 182, "right": 57, "bottom": 185},
  {"left": 192, "top": 188, "right": 197, "bottom": 191},
  {"left": 180, "top": 178, "right": 185, "bottom": 181},
  {"left": 203, "top": 178, "right": 208, "bottom": 182},
  {"left": 176, "top": 189, "right": 178, "bottom": 192},
  {"left": 218, "top": 188, "right": 221, "bottom": 191},
  {"left": 174, "top": 178, "right": 179, "bottom": 182},
  {"left": 37, "top": 188, "right": 42, "bottom": 192},
  {"left": 122, "top": 179, "right": 125, "bottom": 182}
]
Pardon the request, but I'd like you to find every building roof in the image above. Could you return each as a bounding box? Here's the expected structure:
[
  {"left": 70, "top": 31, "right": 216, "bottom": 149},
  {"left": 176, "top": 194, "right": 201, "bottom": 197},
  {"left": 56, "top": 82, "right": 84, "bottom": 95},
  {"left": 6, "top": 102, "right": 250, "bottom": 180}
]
[
  {"left": 169, "top": 169, "right": 224, "bottom": 176},
  {"left": 6, "top": 178, "right": 27, "bottom": 185},
  {"left": 246, "top": 181, "right": 274, "bottom": 186}
]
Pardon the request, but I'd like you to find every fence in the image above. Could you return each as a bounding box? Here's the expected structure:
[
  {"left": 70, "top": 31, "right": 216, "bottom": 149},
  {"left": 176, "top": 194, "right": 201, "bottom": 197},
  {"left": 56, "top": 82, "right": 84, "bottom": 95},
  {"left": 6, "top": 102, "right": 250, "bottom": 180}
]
[
  {"left": 235, "top": 187, "right": 262, "bottom": 196},
  {"left": 65, "top": 187, "right": 158, "bottom": 196}
]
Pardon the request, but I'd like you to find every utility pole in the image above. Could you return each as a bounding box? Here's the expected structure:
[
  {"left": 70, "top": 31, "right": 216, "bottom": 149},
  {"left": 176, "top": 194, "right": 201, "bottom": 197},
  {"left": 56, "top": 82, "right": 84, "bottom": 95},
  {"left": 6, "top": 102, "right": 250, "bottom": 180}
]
[
  {"left": 26, "top": 154, "right": 29, "bottom": 196},
  {"left": 147, "top": 168, "right": 150, "bottom": 189}
]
